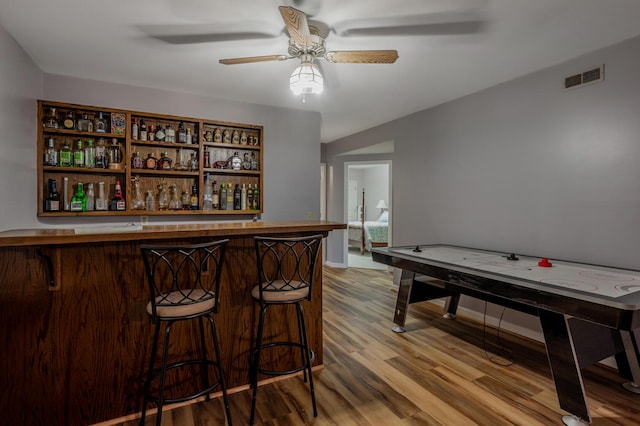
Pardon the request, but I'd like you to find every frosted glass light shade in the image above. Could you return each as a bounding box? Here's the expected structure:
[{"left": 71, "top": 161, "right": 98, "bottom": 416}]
[{"left": 290, "top": 57, "right": 324, "bottom": 95}]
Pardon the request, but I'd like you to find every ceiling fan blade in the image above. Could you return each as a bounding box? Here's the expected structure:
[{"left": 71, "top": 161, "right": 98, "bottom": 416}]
[
  {"left": 279, "top": 6, "right": 312, "bottom": 47},
  {"left": 139, "top": 23, "right": 282, "bottom": 45},
  {"left": 333, "top": 11, "right": 486, "bottom": 37},
  {"left": 325, "top": 50, "right": 399, "bottom": 64},
  {"left": 219, "top": 55, "right": 291, "bottom": 65}
]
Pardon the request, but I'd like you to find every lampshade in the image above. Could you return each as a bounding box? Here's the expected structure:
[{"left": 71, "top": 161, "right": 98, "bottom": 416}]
[
  {"left": 376, "top": 200, "right": 388, "bottom": 209},
  {"left": 289, "top": 55, "right": 323, "bottom": 96}
]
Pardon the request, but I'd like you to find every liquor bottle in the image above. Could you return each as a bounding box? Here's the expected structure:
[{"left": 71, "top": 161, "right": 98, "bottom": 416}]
[
  {"left": 109, "top": 180, "right": 126, "bottom": 211},
  {"left": 139, "top": 119, "right": 147, "bottom": 140},
  {"left": 44, "top": 178, "right": 60, "bottom": 212},
  {"left": 145, "top": 190, "right": 155, "bottom": 211},
  {"left": 247, "top": 184, "right": 253, "bottom": 210},
  {"left": 226, "top": 183, "right": 233, "bottom": 210},
  {"left": 70, "top": 182, "right": 87, "bottom": 212},
  {"left": 202, "top": 174, "right": 213, "bottom": 211},
  {"left": 250, "top": 151, "right": 258, "bottom": 170},
  {"left": 148, "top": 124, "right": 155, "bottom": 141},
  {"left": 77, "top": 113, "right": 93, "bottom": 132},
  {"left": 241, "top": 183, "right": 247, "bottom": 210},
  {"left": 43, "top": 107, "right": 59, "bottom": 129},
  {"left": 178, "top": 122, "right": 187, "bottom": 143},
  {"left": 158, "top": 151, "right": 172, "bottom": 170},
  {"left": 107, "top": 138, "right": 123, "bottom": 170},
  {"left": 187, "top": 152, "right": 197, "bottom": 171},
  {"left": 94, "top": 112, "right": 107, "bottom": 133},
  {"left": 131, "top": 118, "right": 139, "bottom": 140},
  {"left": 181, "top": 191, "right": 190, "bottom": 210},
  {"left": 233, "top": 184, "right": 241, "bottom": 210},
  {"left": 155, "top": 124, "right": 166, "bottom": 142},
  {"left": 63, "top": 177, "right": 70, "bottom": 211},
  {"left": 62, "top": 111, "right": 76, "bottom": 130},
  {"left": 165, "top": 123, "right": 175, "bottom": 142},
  {"left": 95, "top": 181, "right": 107, "bottom": 211},
  {"left": 60, "top": 139, "right": 72, "bottom": 167},
  {"left": 174, "top": 148, "right": 187, "bottom": 171},
  {"left": 204, "top": 150, "right": 210, "bottom": 168},
  {"left": 219, "top": 183, "right": 227, "bottom": 210},
  {"left": 190, "top": 185, "right": 199, "bottom": 210},
  {"left": 211, "top": 180, "right": 219, "bottom": 209},
  {"left": 85, "top": 183, "right": 95, "bottom": 211},
  {"left": 131, "top": 178, "right": 145, "bottom": 210},
  {"left": 73, "top": 139, "right": 84, "bottom": 167},
  {"left": 253, "top": 184, "right": 260, "bottom": 210},
  {"left": 95, "top": 137, "right": 107, "bottom": 168},
  {"left": 145, "top": 152, "right": 158, "bottom": 169},
  {"left": 156, "top": 182, "right": 168, "bottom": 210},
  {"left": 84, "top": 139, "right": 95, "bottom": 168},
  {"left": 186, "top": 128, "right": 193, "bottom": 144},
  {"left": 168, "top": 185, "right": 181, "bottom": 210},
  {"left": 131, "top": 151, "right": 144, "bottom": 169},
  {"left": 242, "top": 152, "right": 251, "bottom": 170},
  {"left": 45, "top": 137, "right": 58, "bottom": 166}
]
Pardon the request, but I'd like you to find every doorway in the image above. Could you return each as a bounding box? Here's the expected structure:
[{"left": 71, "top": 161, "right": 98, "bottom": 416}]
[{"left": 345, "top": 161, "right": 391, "bottom": 269}]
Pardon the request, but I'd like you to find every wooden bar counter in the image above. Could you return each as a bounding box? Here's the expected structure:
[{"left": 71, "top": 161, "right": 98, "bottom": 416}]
[{"left": 0, "top": 221, "right": 345, "bottom": 426}]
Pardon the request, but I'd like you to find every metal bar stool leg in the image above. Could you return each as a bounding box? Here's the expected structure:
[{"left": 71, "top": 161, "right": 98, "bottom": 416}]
[
  {"left": 249, "top": 304, "right": 268, "bottom": 425},
  {"left": 140, "top": 319, "right": 162, "bottom": 426},
  {"left": 156, "top": 322, "right": 174, "bottom": 426},
  {"left": 297, "top": 303, "right": 317, "bottom": 417},
  {"left": 206, "top": 315, "right": 233, "bottom": 426},
  {"left": 198, "top": 317, "right": 211, "bottom": 401}
]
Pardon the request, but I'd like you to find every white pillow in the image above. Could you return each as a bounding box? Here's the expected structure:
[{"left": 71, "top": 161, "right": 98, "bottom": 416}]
[{"left": 378, "top": 211, "right": 388, "bottom": 222}]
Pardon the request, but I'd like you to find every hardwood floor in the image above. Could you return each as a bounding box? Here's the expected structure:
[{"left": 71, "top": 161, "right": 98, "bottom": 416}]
[{"left": 119, "top": 267, "right": 640, "bottom": 425}]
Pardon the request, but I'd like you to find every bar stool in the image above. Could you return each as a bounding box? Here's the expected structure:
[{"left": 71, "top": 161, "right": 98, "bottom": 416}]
[
  {"left": 139, "top": 240, "right": 232, "bottom": 426},
  {"left": 249, "top": 234, "right": 323, "bottom": 425}
]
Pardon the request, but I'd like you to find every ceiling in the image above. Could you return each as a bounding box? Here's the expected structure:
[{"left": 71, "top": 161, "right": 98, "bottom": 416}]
[{"left": 2, "top": 0, "right": 640, "bottom": 143}]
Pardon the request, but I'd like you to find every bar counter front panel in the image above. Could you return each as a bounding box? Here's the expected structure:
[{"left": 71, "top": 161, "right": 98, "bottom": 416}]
[{"left": 0, "top": 221, "right": 345, "bottom": 426}]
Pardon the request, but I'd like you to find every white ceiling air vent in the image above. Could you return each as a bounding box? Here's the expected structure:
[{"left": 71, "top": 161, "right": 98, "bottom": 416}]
[{"left": 564, "top": 65, "right": 604, "bottom": 90}]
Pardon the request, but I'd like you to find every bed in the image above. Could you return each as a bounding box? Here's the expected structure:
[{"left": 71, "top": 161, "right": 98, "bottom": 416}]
[{"left": 348, "top": 189, "right": 388, "bottom": 254}]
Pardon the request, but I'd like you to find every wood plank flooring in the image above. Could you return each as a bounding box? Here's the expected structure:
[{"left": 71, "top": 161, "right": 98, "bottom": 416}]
[{"left": 118, "top": 267, "right": 640, "bottom": 425}]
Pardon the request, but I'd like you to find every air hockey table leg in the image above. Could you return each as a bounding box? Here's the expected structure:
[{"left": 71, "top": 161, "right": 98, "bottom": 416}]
[
  {"left": 538, "top": 309, "right": 591, "bottom": 424},
  {"left": 392, "top": 269, "right": 415, "bottom": 333},
  {"left": 443, "top": 294, "right": 460, "bottom": 319},
  {"left": 619, "top": 329, "right": 640, "bottom": 394}
]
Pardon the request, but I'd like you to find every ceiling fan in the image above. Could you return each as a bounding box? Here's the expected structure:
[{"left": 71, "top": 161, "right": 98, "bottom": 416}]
[{"left": 219, "top": 6, "right": 399, "bottom": 98}]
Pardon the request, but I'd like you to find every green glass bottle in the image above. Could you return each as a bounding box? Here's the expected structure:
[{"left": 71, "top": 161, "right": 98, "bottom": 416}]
[
  {"left": 226, "top": 183, "right": 233, "bottom": 210},
  {"left": 70, "top": 182, "right": 87, "bottom": 212},
  {"left": 59, "top": 139, "right": 72, "bottom": 167}
]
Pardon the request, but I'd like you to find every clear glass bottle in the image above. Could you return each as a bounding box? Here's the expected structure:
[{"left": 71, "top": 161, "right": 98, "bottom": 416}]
[
  {"left": 131, "top": 177, "right": 145, "bottom": 210},
  {"left": 189, "top": 152, "right": 198, "bottom": 171},
  {"left": 229, "top": 151, "right": 242, "bottom": 170},
  {"left": 202, "top": 174, "right": 213, "bottom": 211},
  {"left": 148, "top": 124, "right": 155, "bottom": 141},
  {"left": 77, "top": 113, "right": 93, "bottom": 132},
  {"left": 95, "top": 181, "right": 107, "bottom": 211},
  {"left": 59, "top": 139, "right": 72, "bottom": 167},
  {"left": 186, "top": 128, "right": 193, "bottom": 144},
  {"left": 62, "top": 111, "right": 76, "bottom": 130},
  {"left": 242, "top": 152, "right": 251, "bottom": 170},
  {"left": 70, "top": 182, "right": 87, "bottom": 212},
  {"left": 95, "top": 137, "right": 107, "bottom": 169},
  {"left": 157, "top": 182, "right": 168, "bottom": 210},
  {"left": 85, "top": 182, "right": 95, "bottom": 211},
  {"left": 45, "top": 137, "right": 58, "bottom": 166},
  {"left": 84, "top": 139, "right": 95, "bottom": 168},
  {"left": 44, "top": 178, "right": 60, "bottom": 212},
  {"left": 73, "top": 139, "right": 84, "bottom": 167},
  {"left": 181, "top": 191, "right": 190, "bottom": 210},
  {"left": 94, "top": 112, "right": 107, "bottom": 133},
  {"left": 107, "top": 138, "right": 123, "bottom": 170},
  {"left": 168, "top": 185, "right": 182, "bottom": 210},
  {"left": 43, "top": 108, "right": 59, "bottom": 129},
  {"left": 241, "top": 183, "right": 247, "bottom": 210},
  {"left": 145, "top": 190, "right": 155, "bottom": 211},
  {"left": 165, "top": 123, "right": 175, "bottom": 142},
  {"left": 109, "top": 179, "right": 126, "bottom": 211},
  {"left": 250, "top": 151, "right": 258, "bottom": 170},
  {"left": 131, "top": 118, "right": 139, "bottom": 140}
]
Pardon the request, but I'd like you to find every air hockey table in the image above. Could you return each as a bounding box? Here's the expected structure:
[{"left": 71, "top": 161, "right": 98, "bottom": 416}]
[{"left": 371, "top": 244, "right": 640, "bottom": 425}]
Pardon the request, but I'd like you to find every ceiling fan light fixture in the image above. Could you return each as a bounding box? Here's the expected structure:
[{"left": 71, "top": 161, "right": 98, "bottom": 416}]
[{"left": 289, "top": 55, "right": 323, "bottom": 96}]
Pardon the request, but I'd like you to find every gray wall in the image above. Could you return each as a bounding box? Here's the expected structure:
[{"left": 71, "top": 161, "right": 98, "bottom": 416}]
[
  {"left": 0, "top": 24, "right": 43, "bottom": 228},
  {"left": 0, "top": 25, "right": 321, "bottom": 231},
  {"left": 324, "top": 35, "right": 640, "bottom": 340},
  {"left": 326, "top": 35, "right": 640, "bottom": 271}
]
